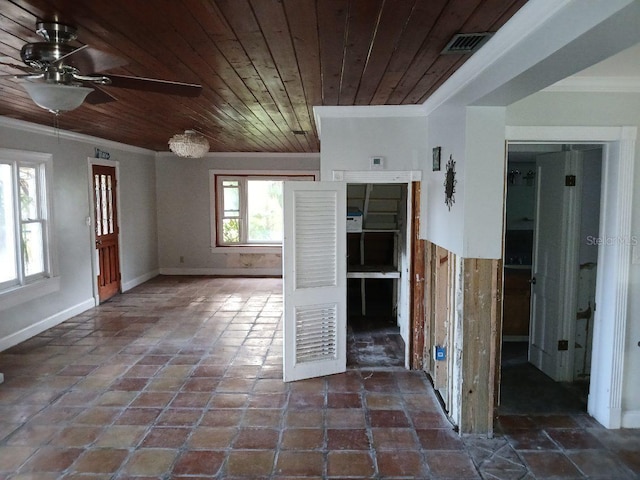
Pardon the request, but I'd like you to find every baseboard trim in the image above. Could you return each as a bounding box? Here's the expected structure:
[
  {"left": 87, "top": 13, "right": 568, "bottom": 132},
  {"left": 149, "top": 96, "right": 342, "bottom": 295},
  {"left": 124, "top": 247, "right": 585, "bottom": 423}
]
[
  {"left": 622, "top": 410, "right": 640, "bottom": 428},
  {"left": 121, "top": 270, "right": 159, "bottom": 292},
  {"left": 0, "top": 298, "right": 95, "bottom": 352},
  {"left": 159, "top": 267, "right": 282, "bottom": 277}
]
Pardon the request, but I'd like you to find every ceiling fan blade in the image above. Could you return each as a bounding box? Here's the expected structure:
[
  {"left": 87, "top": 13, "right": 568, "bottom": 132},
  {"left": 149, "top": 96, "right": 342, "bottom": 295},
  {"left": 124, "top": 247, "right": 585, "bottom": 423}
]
[
  {"left": 52, "top": 44, "right": 89, "bottom": 67},
  {"left": 4, "top": 73, "right": 44, "bottom": 79},
  {"left": 59, "top": 46, "right": 128, "bottom": 74},
  {"left": 103, "top": 74, "right": 202, "bottom": 97},
  {"left": 85, "top": 86, "right": 118, "bottom": 105},
  {"left": 0, "top": 58, "right": 34, "bottom": 73}
]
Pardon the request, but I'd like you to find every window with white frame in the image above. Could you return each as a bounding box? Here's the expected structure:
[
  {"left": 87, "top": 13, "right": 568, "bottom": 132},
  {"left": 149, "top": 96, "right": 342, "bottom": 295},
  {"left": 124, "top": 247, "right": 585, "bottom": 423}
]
[
  {"left": 213, "top": 173, "right": 314, "bottom": 247},
  {"left": 0, "top": 150, "right": 52, "bottom": 295}
]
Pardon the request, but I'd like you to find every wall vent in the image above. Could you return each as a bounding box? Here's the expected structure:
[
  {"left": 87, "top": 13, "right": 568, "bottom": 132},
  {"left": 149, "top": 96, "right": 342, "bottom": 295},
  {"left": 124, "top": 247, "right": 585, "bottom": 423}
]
[{"left": 441, "top": 32, "right": 493, "bottom": 54}]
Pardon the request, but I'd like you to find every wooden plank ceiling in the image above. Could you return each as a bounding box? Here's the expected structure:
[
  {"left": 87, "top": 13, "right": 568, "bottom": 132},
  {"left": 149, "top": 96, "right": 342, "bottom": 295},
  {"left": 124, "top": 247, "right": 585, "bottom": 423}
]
[{"left": 0, "top": 0, "right": 526, "bottom": 153}]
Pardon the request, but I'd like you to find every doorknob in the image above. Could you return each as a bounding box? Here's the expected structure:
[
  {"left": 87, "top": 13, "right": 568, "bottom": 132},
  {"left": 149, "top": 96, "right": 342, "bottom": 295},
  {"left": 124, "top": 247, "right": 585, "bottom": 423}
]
[
  {"left": 529, "top": 277, "right": 536, "bottom": 285},
  {"left": 96, "top": 240, "right": 102, "bottom": 245}
]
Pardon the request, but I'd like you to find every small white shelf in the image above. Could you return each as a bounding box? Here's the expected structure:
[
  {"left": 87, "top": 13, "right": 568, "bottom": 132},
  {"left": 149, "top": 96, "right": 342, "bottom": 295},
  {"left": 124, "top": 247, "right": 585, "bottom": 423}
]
[
  {"left": 347, "top": 265, "right": 400, "bottom": 279},
  {"left": 348, "top": 229, "right": 400, "bottom": 233}
]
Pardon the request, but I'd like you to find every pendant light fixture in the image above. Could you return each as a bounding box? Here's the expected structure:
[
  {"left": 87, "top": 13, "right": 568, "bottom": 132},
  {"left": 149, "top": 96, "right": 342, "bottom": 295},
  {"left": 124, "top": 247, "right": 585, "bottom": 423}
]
[{"left": 168, "top": 130, "right": 210, "bottom": 158}]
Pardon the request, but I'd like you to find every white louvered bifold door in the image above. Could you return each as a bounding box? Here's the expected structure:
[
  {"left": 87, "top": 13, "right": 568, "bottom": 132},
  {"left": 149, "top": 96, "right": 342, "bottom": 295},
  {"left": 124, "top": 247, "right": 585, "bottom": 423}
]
[{"left": 283, "top": 181, "right": 346, "bottom": 382}]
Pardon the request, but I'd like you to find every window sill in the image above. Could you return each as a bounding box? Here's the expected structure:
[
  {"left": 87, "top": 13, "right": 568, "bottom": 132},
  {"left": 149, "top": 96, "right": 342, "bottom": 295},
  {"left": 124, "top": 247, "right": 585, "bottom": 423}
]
[
  {"left": 0, "top": 276, "right": 61, "bottom": 312},
  {"left": 210, "top": 245, "right": 282, "bottom": 254}
]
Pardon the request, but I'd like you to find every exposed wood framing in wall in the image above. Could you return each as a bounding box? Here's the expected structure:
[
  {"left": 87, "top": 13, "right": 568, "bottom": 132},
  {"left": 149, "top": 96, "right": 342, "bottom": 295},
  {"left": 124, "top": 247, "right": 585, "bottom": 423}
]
[
  {"left": 410, "top": 182, "right": 426, "bottom": 370},
  {"left": 458, "top": 258, "right": 502, "bottom": 434},
  {"left": 420, "top": 240, "right": 501, "bottom": 434}
]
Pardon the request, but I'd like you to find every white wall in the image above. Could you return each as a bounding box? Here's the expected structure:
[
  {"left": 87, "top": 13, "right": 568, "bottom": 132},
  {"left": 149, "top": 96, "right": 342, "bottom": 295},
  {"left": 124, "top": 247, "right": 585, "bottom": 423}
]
[
  {"left": 507, "top": 90, "right": 640, "bottom": 425},
  {"left": 422, "top": 106, "right": 505, "bottom": 259},
  {"left": 0, "top": 119, "right": 159, "bottom": 351},
  {"left": 422, "top": 106, "right": 465, "bottom": 255},
  {"left": 318, "top": 115, "right": 428, "bottom": 180},
  {"left": 155, "top": 152, "right": 319, "bottom": 276}
]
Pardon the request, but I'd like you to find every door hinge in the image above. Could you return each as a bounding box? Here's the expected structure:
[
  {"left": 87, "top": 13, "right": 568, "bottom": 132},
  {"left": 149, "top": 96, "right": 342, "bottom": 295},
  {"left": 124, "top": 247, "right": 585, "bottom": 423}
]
[
  {"left": 558, "top": 339, "right": 569, "bottom": 351},
  {"left": 565, "top": 175, "right": 576, "bottom": 186}
]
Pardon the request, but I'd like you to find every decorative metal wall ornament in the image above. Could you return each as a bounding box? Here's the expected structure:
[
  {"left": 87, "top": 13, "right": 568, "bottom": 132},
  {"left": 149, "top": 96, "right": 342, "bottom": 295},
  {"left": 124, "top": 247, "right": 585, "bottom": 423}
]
[{"left": 444, "top": 155, "right": 457, "bottom": 210}]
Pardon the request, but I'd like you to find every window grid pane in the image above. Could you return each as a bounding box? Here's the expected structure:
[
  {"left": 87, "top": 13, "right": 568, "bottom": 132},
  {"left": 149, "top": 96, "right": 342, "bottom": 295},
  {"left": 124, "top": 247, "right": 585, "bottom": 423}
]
[
  {"left": 223, "top": 185, "right": 240, "bottom": 216},
  {"left": 107, "top": 175, "right": 114, "bottom": 234},
  {"left": 247, "top": 180, "right": 283, "bottom": 243},
  {"left": 0, "top": 164, "right": 18, "bottom": 284},
  {"left": 19, "top": 166, "right": 39, "bottom": 220},
  {"left": 94, "top": 174, "right": 102, "bottom": 236},
  {"left": 101, "top": 175, "right": 109, "bottom": 235},
  {"left": 22, "top": 221, "right": 44, "bottom": 277},
  {"left": 222, "top": 218, "right": 240, "bottom": 243}
]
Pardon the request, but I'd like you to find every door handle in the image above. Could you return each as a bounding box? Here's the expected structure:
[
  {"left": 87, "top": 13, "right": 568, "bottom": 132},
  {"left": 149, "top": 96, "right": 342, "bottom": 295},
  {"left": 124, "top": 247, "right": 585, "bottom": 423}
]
[
  {"left": 96, "top": 239, "right": 102, "bottom": 246},
  {"left": 529, "top": 277, "right": 536, "bottom": 285}
]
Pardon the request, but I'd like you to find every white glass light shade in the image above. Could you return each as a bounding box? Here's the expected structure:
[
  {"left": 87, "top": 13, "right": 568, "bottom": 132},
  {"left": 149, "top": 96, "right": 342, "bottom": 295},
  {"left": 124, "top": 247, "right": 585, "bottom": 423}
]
[
  {"left": 23, "top": 82, "right": 93, "bottom": 113},
  {"left": 168, "top": 130, "right": 210, "bottom": 158}
]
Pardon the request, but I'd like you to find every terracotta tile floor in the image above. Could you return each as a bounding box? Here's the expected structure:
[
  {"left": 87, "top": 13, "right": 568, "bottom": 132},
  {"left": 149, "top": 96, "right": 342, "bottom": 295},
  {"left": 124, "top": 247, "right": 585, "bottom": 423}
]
[{"left": 0, "top": 276, "right": 638, "bottom": 479}]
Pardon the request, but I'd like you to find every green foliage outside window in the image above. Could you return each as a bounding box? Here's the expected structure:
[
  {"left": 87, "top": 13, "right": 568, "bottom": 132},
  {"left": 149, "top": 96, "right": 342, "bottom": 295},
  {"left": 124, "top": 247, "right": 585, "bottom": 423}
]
[{"left": 223, "top": 218, "right": 240, "bottom": 243}]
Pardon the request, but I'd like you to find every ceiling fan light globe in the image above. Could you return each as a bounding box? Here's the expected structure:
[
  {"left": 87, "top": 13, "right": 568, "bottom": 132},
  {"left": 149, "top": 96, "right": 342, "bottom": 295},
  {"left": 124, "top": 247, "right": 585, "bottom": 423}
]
[
  {"left": 168, "top": 130, "right": 209, "bottom": 158},
  {"left": 22, "top": 82, "right": 93, "bottom": 113}
]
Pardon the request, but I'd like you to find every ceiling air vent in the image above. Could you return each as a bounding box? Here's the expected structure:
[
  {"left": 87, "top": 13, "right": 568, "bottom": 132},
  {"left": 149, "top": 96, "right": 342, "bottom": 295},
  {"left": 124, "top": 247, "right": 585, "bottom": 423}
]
[{"left": 441, "top": 32, "right": 493, "bottom": 54}]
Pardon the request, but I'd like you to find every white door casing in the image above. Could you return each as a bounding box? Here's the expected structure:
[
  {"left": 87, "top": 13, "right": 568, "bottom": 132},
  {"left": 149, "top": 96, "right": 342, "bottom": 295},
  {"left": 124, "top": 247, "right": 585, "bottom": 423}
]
[
  {"left": 506, "top": 125, "right": 636, "bottom": 428},
  {"left": 529, "top": 151, "right": 581, "bottom": 381},
  {"left": 282, "top": 181, "right": 347, "bottom": 382},
  {"left": 333, "top": 169, "right": 420, "bottom": 368}
]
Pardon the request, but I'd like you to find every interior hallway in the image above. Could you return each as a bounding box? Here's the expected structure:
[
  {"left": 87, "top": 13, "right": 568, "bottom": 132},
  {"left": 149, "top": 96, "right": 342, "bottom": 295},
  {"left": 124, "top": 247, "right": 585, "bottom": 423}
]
[{"left": 0, "top": 276, "right": 638, "bottom": 479}]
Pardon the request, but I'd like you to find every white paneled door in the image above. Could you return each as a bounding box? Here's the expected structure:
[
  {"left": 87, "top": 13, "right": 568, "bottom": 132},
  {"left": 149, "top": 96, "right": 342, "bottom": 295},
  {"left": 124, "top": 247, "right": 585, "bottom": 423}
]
[
  {"left": 282, "top": 181, "right": 347, "bottom": 382},
  {"left": 529, "top": 151, "right": 582, "bottom": 381}
]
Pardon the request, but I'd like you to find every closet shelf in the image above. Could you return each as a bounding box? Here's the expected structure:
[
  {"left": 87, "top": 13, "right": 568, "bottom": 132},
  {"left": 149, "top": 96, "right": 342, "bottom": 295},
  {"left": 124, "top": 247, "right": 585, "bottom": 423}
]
[{"left": 347, "top": 264, "right": 400, "bottom": 279}]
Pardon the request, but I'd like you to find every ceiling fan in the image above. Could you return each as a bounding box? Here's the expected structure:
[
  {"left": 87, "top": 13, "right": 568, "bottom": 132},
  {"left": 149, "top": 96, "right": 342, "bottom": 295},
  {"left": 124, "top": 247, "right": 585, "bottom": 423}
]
[{"left": 0, "top": 21, "right": 202, "bottom": 114}]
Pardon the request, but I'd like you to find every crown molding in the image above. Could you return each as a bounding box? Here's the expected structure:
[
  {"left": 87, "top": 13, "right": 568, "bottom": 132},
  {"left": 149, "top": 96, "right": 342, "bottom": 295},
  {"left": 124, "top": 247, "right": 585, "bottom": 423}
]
[
  {"left": 0, "top": 116, "right": 154, "bottom": 155},
  {"left": 543, "top": 76, "right": 640, "bottom": 93},
  {"left": 313, "top": 105, "right": 426, "bottom": 136},
  {"left": 156, "top": 151, "right": 320, "bottom": 159}
]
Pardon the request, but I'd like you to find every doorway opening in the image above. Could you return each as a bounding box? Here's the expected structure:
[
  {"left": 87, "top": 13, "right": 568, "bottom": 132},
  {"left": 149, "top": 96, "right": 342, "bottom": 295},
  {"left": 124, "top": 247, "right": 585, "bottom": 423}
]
[
  {"left": 499, "top": 143, "right": 603, "bottom": 415},
  {"left": 346, "top": 183, "right": 407, "bottom": 368}
]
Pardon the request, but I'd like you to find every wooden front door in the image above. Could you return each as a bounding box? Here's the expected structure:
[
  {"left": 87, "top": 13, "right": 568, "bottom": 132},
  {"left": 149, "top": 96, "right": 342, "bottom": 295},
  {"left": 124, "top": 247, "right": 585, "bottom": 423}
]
[{"left": 92, "top": 164, "right": 121, "bottom": 302}]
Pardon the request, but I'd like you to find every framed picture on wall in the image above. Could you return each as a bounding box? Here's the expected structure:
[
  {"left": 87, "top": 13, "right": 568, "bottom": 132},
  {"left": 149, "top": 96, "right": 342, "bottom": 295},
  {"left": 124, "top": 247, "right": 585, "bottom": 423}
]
[{"left": 432, "top": 146, "right": 441, "bottom": 171}]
